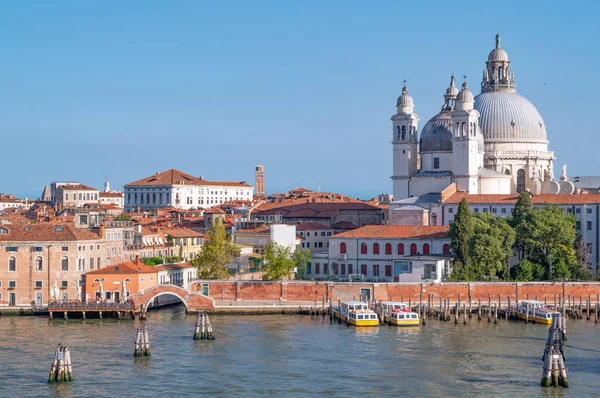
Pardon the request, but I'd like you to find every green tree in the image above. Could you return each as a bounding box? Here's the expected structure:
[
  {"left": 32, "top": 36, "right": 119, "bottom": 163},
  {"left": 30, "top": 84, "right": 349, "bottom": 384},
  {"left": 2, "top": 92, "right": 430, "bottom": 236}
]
[
  {"left": 262, "top": 242, "right": 295, "bottom": 281},
  {"left": 518, "top": 204, "right": 576, "bottom": 280},
  {"left": 114, "top": 213, "right": 132, "bottom": 221},
  {"left": 292, "top": 248, "right": 312, "bottom": 280},
  {"left": 448, "top": 199, "right": 474, "bottom": 280},
  {"left": 573, "top": 235, "right": 593, "bottom": 280},
  {"left": 191, "top": 219, "right": 240, "bottom": 279},
  {"left": 514, "top": 259, "right": 535, "bottom": 281},
  {"left": 470, "top": 213, "right": 516, "bottom": 280},
  {"left": 511, "top": 192, "right": 533, "bottom": 260}
]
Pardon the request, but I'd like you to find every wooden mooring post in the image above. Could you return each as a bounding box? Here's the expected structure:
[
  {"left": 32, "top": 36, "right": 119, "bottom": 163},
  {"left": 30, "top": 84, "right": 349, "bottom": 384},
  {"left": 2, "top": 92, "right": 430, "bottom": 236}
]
[
  {"left": 193, "top": 312, "right": 215, "bottom": 340},
  {"left": 134, "top": 326, "right": 151, "bottom": 357},
  {"left": 541, "top": 315, "right": 568, "bottom": 388},
  {"left": 507, "top": 296, "right": 511, "bottom": 320},
  {"left": 48, "top": 344, "right": 73, "bottom": 383},
  {"left": 463, "top": 303, "right": 467, "bottom": 324},
  {"left": 478, "top": 298, "right": 482, "bottom": 321}
]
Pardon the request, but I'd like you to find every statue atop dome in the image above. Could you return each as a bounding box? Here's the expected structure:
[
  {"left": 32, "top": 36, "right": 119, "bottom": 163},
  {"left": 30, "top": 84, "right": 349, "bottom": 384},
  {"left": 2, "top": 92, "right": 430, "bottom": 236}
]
[{"left": 495, "top": 33, "right": 501, "bottom": 48}]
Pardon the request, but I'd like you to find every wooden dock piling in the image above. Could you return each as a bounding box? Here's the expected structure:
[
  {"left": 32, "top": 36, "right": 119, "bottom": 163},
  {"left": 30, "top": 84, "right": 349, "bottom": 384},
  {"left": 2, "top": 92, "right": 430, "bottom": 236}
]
[
  {"left": 507, "top": 296, "right": 511, "bottom": 320},
  {"left": 541, "top": 315, "right": 568, "bottom": 388},
  {"left": 488, "top": 295, "right": 492, "bottom": 323},
  {"left": 478, "top": 298, "right": 482, "bottom": 321},
  {"left": 463, "top": 303, "right": 467, "bottom": 324},
  {"left": 48, "top": 344, "right": 73, "bottom": 383},
  {"left": 468, "top": 296, "right": 472, "bottom": 318},
  {"left": 134, "top": 326, "right": 151, "bottom": 357},
  {"left": 193, "top": 312, "right": 215, "bottom": 340}
]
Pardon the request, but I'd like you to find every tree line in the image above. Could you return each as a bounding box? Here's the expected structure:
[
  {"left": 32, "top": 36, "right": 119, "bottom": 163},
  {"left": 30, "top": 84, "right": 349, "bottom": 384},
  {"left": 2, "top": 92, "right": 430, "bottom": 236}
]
[{"left": 449, "top": 192, "right": 593, "bottom": 281}]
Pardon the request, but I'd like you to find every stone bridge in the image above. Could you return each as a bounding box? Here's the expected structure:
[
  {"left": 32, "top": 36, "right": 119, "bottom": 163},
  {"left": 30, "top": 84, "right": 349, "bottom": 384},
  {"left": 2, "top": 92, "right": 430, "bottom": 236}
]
[{"left": 129, "top": 284, "right": 215, "bottom": 313}]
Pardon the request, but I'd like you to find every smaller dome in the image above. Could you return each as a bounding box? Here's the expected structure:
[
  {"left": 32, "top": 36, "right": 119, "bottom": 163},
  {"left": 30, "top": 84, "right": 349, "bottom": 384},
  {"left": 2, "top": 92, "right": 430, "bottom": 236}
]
[
  {"left": 419, "top": 112, "right": 453, "bottom": 152},
  {"left": 488, "top": 47, "right": 509, "bottom": 62},
  {"left": 397, "top": 83, "right": 414, "bottom": 107},
  {"left": 445, "top": 85, "right": 459, "bottom": 97},
  {"left": 456, "top": 81, "right": 473, "bottom": 103}
]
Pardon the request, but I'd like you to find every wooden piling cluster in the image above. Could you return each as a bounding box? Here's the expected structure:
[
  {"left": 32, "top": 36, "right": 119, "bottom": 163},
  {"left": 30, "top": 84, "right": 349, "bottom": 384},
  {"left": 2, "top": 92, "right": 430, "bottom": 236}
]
[
  {"left": 193, "top": 312, "right": 215, "bottom": 340},
  {"left": 48, "top": 344, "right": 73, "bottom": 383},
  {"left": 134, "top": 326, "right": 151, "bottom": 357},
  {"left": 541, "top": 316, "right": 568, "bottom": 388}
]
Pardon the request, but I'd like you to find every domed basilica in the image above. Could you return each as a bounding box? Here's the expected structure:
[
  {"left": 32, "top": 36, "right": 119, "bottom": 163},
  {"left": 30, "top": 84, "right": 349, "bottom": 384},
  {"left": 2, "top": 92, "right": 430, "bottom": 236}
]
[{"left": 391, "top": 34, "right": 573, "bottom": 200}]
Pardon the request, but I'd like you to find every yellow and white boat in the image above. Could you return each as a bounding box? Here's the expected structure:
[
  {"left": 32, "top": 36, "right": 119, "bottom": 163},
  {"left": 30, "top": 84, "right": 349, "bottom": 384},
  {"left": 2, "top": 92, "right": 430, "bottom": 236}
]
[
  {"left": 376, "top": 301, "right": 409, "bottom": 323},
  {"left": 517, "top": 300, "right": 560, "bottom": 325},
  {"left": 347, "top": 309, "right": 379, "bottom": 327},
  {"left": 333, "top": 301, "right": 379, "bottom": 326},
  {"left": 389, "top": 310, "right": 420, "bottom": 326}
]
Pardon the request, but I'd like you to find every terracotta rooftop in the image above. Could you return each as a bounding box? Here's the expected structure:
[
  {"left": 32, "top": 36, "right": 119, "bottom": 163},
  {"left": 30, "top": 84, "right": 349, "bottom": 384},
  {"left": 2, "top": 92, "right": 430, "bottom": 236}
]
[
  {"left": 0, "top": 223, "right": 101, "bottom": 242},
  {"left": 86, "top": 259, "right": 157, "bottom": 275},
  {"left": 161, "top": 228, "right": 205, "bottom": 238},
  {"left": 155, "top": 262, "right": 194, "bottom": 272},
  {"left": 59, "top": 184, "right": 97, "bottom": 191},
  {"left": 125, "top": 169, "right": 251, "bottom": 188},
  {"left": 254, "top": 202, "right": 384, "bottom": 217},
  {"left": 444, "top": 192, "right": 600, "bottom": 205},
  {"left": 99, "top": 192, "right": 124, "bottom": 198},
  {"left": 333, "top": 225, "right": 449, "bottom": 240},
  {"left": 294, "top": 222, "right": 332, "bottom": 231},
  {"left": 204, "top": 207, "right": 226, "bottom": 214}
]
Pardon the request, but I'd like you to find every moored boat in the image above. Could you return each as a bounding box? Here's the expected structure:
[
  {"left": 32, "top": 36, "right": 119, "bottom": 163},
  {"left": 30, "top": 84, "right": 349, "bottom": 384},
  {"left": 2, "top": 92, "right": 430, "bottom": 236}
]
[
  {"left": 374, "top": 301, "right": 408, "bottom": 323},
  {"left": 517, "top": 300, "right": 561, "bottom": 325},
  {"left": 333, "top": 301, "right": 379, "bottom": 326},
  {"left": 388, "top": 309, "right": 420, "bottom": 326}
]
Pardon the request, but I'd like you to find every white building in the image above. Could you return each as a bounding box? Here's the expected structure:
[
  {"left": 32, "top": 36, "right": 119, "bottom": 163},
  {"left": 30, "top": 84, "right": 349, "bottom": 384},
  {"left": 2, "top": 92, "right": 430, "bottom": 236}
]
[
  {"left": 124, "top": 169, "right": 253, "bottom": 211},
  {"left": 99, "top": 180, "right": 124, "bottom": 208},
  {"left": 392, "top": 34, "right": 572, "bottom": 201},
  {"left": 306, "top": 225, "right": 452, "bottom": 282}
]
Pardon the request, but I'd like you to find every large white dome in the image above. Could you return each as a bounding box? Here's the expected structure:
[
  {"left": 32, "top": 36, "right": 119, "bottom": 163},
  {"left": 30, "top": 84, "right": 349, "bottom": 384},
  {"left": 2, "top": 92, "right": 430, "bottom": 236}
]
[{"left": 474, "top": 91, "right": 548, "bottom": 144}]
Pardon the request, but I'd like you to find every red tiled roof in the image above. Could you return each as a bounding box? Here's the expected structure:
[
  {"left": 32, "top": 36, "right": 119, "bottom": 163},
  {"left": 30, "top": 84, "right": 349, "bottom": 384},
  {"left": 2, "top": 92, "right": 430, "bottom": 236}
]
[
  {"left": 161, "top": 228, "right": 205, "bottom": 238},
  {"left": 236, "top": 226, "right": 270, "bottom": 234},
  {"left": 59, "top": 184, "right": 97, "bottom": 191},
  {"left": 86, "top": 260, "right": 157, "bottom": 275},
  {"left": 204, "top": 207, "right": 226, "bottom": 214},
  {"left": 125, "top": 169, "right": 251, "bottom": 188},
  {"left": 333, "top": 225, "right": 449, "bottom": 239},
  {"left": 444, "top": 192, "right": 600, "bottom": 205},
  {"left": 254, "top": 202, "right": 383, "bottom": 217},
  {"left": 294, "top": 222, "right": 332, "bottom": 231},
  {"left": 99, "top": 192, "right": 123, "bottom": 198},
  {"left": 0, "top": 223, "right": 101, "bottom": 242}
]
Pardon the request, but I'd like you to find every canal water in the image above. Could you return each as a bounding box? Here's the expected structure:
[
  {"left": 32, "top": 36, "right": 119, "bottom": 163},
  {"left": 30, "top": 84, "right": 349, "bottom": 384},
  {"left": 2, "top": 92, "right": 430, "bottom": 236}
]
[{"left": 0, "top": 306, "right": 598, "bottom": 397}]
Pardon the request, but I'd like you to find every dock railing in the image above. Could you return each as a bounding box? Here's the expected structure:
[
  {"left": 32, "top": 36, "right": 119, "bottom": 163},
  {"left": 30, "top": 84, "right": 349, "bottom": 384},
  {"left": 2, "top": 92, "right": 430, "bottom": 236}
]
[{"left": 48, "top": 299, "right": 135, "bottom": 312}]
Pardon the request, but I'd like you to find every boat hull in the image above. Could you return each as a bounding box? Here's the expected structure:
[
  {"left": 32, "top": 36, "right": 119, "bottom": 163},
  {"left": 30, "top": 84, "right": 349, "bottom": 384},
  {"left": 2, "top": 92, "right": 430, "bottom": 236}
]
[
  {"left": 348, "top": 319, "right": 379, "bottom": 327},
  {"left": 389, "top": 319, "right": 420, "bottom": 327},
  {"left": 517, "top": 313, "right": 553, "bottom": 325}
]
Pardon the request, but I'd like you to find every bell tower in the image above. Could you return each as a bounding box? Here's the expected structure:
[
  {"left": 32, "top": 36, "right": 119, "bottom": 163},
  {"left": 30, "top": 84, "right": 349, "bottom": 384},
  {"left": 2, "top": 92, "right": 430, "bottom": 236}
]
[
  {"left": 255, "top": 165, "right": 265, "bottom": 196},
  {"left": 391, "top": 81, "right": 419, "bottom": 200}
]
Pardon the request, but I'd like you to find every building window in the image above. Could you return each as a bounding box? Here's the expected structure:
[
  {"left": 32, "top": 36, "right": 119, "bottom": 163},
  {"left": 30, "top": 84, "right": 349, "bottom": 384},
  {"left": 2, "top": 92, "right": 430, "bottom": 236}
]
[
  {"left": 576, "top": 208, "right": 581, "bottom": 214},
  {"left": 97, "top": 257, "right": 101, "bottom": 268},
  {"left": 587, "top": 208, "right": 592, "bottom": 214},
  {"left": 448, "top": 208, "right": 454, "bottom": 214},
  {"left": 587, "top": 221, "right": 592, "bottom": 231},
  {"left": 410, "top": 244, "right": 417, "bottom": 255},
  {"left": 373, "top": 264, "right": 380, "bottom": 277},
  {"left": 324, "top": 264, "right": 329, "bottom": 274},
  {"left": 516, "top": 169, "right": 526, "bottom": 193},
  {"left": 306, "top": 232, "right": 310, "bottom": 237},
  {"left": 576, "top": 221, "right": 581, "bottom": 230},
  {"left": 341, "top": 264, "right": 346, "bottom": 275},
  {"left": 385, "top": 265, "right": 392, "bottom": 277},
  {"left": 360, "top": 264, "right": 367, "bottom": 276},
  {"left": 35, "top": 280, "right": 43, "bottom": 289},
  {"left": 35, "top": 256, "right": 43, "bottom": 271},
  {"left": 8, "top": 256, "right": 16, "bottom": 271},
  {"left": 483, "top": 208, "right": 488, "bottom": 213},
  {"left": 321, "top": 232, "right": 325, "bottom": 236},
  {"left": 62, "top": 246, "right": 69, "bottom": 252},
  {"left": 348, "top": 264, "right": 353, "bottom": 274},
  {"left": 9, "top": 280, "right": 16, "bottom": 288},
  {"left": 327, "top": 232, "right": 332, "bottom": 236},
  {"left": 474, "top": 208, "right": 479, "bottom": 213},
  {"left": 443, "top": 244, "right": 450, "bottom": 255},
  {"left": 79, "top": 215, "right": 88, "bottom": 225},
  {"left": 492, "top": 208, "right": 497, "bottom": 214},
  {"left": 315, "top": 263, "right": 320, "bottom": 274},
  {"left": 396, "top": 261, "right": 412, "bottom": 274},
  {"left": 398, "top": 243, "right": 404, "bottom": 255},
  {"left": 501, "top": 208, "right": 507, "bottom": 214},
  {"left": 61, "top": 281, "right": 68, "bottom": 288},
  {"left": 431, "top": 213, "right": 437, "bottom": 226},
  {"left": 306, "top": 242, "right": 310, "bottom": 248},
  {"left": 373, "top": 243, "right": 380, "bottom": 255},
  {"left": 423, "top": 244, "right": 430, "bottom": 255},
  {"left": 433, "top": 157, "right": 440, "bottom": 169},
  {"left": 61, "top": 257, "right": 69, "bottom": 271},
  {"left": 33, "top": 246, "right": 43, "bottom": 252},
  {"left": 360, "top": 243, "right": 367, "bottom": 255},
  {"left": 385, "top": 243, "right": 392, "bottom": 255},
  {"left": 90, "top": 257, "right": 95, "bottom": 270}
]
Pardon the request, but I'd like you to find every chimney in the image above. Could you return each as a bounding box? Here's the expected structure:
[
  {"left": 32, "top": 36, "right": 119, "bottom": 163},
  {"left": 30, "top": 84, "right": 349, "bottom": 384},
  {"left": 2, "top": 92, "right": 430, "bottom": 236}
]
[
  {"left": 137, "top": 206, "right": 140, "bottom": 213},
  {"left": 135, "top": 255, "right": 141, "bottom": 265},
  {"left": 99, "top": 225, "right": 106, "bottom": 238}
]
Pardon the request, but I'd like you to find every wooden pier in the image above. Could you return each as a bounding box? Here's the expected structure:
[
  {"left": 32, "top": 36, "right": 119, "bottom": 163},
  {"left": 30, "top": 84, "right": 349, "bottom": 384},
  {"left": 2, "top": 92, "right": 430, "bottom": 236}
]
[{"left": 48, "top": 300, "right": 135, "bottom": 320}]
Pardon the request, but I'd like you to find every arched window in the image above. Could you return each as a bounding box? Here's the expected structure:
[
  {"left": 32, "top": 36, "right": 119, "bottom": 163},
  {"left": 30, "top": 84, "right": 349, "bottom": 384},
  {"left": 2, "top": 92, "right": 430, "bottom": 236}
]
[
  {"left": 431, "top": 213, "right": 438, "bottom": 226},
  {"left": 410, "top": 243, "right": 417, "bottom": 255},
  {"left": 340, "top": 242, "right": 347, "bottom": 254},
  {"left": 517, "top": 169, "right": 526, "bottom": 193},
  {"left": 398, "top": 243, "right": 404, "bottom": 255},
  {"left": 79, "top": 193, "right": 82, "bottom": 200},
  {"left": 8, "top": 256, "right": 16, "bottom": 271},
  {"left": 396, "top": 126, "right": 401, "bottom": 140},
  {"left": 461, "top": 122, "right": 466, "bottom": 136},
  {"left": 385, "top": 243, "right": 392, "bottom": 255},
  {"left": 423, "top": 244, "right": 430, "bottom": 255},
  {"left": 443, "top": 244, "right": 450, "bottom": 255},
  {"left": 373, "top": 243, "right": 380, "bottom": 255},
  {"left": 62, "top": 256, "right": 69, "bottom": 271},
  {"left": 153, "top": 193, "right": 156, "bottom": 204},
  {"left": 146, "top": 193, "right": 150, "bottom": 203},
  {"left": 401, "top": 125, "right": 406, "bottom": 140},
  {"left": 361, "top": 243, "right": 367, "bottom": 255},
  {"left": 35, "top": 256, "right": 43, "bottom": 271}
]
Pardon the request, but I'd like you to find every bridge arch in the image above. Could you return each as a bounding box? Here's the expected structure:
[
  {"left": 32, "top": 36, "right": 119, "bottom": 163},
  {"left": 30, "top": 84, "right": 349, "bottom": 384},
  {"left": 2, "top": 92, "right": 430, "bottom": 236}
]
[{"left": 129, "top": 284, "right": 215, "bottom": 313}]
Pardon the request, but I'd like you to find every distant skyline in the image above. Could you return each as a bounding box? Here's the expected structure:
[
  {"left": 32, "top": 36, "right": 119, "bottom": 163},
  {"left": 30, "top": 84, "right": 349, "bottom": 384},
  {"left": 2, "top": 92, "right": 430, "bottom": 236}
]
[{"left": 2, "top": 1, "right": 599, "bottom": 201}]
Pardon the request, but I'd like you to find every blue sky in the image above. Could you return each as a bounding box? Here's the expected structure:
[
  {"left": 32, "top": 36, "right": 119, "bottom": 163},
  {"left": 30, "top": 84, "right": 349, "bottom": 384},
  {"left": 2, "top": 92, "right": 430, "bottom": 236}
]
[{"left": 1, "top": 1, "right": 598, "bottom": 200}]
